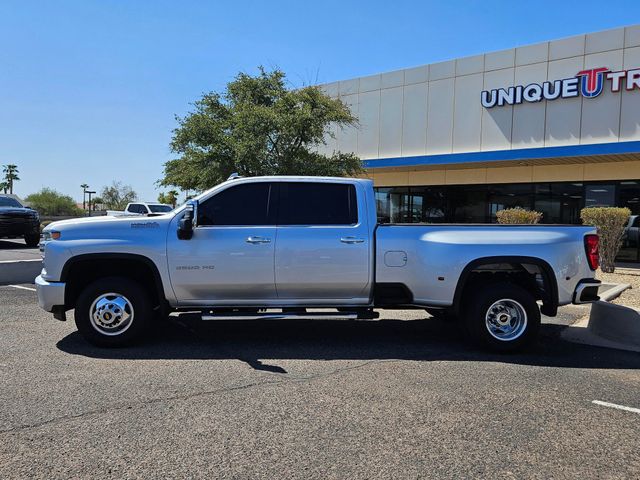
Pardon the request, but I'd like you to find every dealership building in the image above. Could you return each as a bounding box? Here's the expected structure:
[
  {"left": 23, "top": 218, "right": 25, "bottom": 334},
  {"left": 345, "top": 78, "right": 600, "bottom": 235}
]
[{"left": 319, "top": 24, "right": 640, "bottom": 261}]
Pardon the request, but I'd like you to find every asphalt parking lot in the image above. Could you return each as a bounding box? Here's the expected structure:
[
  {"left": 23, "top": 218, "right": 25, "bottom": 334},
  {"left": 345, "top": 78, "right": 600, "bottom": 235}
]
[{"left": 1, "top": 285, "right": 639, "bottom": 479}]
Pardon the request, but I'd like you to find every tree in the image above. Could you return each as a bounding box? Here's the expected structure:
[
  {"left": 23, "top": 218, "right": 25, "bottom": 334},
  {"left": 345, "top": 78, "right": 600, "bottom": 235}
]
[
  {"left": 580, "top": 207, "right": 631, "bottom": 273},
  {"left": 101, "top": 181, "right": 138, "bottom": 210},
  {"left": 25, "top": 188, "right": 81, "bottom": 216},
  {"left": 2, "top": 164, "right": 19, "bottom": 194},
  {"left": 0, "top": 181, "right": 8, "bottom": 194},
  {"left": 159, "top": 67, "right": 362, "bottom": 191},
  {"left": 158, "top": 190, "right": 179, "bottom": 208},
  {"left": 90, "top": 196, "right": 104, "bottom": 212}
]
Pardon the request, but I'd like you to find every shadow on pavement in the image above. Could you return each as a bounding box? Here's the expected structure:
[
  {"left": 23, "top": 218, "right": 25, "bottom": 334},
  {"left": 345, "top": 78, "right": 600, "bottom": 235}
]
[
  {"left": 56, "top": 314, "right": 640, "bottom": 372},
  {"left": 0, "top": 239, "right": 34, "bottom": 249}
]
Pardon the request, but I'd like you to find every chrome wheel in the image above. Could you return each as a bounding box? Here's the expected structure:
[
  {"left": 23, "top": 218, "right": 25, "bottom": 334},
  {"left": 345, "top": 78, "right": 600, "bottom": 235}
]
[
  {"left": 485, "top": 298, "right": 528, "bottom": 342},
  {"left": 89, "top": 293, "right": 134, "bottom": 336}
]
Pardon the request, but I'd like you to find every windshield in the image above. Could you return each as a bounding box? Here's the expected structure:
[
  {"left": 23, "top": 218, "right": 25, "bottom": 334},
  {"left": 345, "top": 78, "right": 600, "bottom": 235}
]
[
  {"left": 148, "top": 204, "right": 173, "bottom": 213},
  {"left": 0, "top": 196, "right": 23, "bottom": 208}
]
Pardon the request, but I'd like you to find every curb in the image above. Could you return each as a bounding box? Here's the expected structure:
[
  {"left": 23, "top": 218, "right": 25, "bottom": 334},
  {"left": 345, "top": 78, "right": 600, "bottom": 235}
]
[
  {"left": 0, "top": 259, "right": 42, "bottom": 285},
  {"left": 561, "top": 300, "right": 640, "bottom": 353},
  {"left": 598, "top": 283, "right": 631, "bottom": 302}
]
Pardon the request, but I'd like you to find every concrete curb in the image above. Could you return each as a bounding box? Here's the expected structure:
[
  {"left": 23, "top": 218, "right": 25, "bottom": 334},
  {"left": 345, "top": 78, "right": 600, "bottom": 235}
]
[
  {"left": 0, "top": 259, "right": 42, "bottom": 285},
  {"left": 598, "top": 283, "right": 631, "bottom": 302},
  {"left": 561, "top": 301, "right": 640, "bottom": 353}
]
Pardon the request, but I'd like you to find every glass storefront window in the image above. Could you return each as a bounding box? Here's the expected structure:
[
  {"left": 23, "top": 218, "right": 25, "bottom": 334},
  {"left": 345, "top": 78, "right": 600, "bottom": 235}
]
[
  {"left": 488, "top": 183, "right": 534, "bottom": 222},
  {"left": 447, "top": 185, "right": 488, "bottom": 223},
  {"left": 408, "top": 187, "right": 447, "bottom": 223},
  {"left": 585, "top": 184, "right": 615, "bottom": 207}
]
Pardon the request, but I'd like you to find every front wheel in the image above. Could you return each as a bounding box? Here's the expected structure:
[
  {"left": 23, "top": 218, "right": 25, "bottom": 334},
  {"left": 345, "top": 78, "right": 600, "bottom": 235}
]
[
  {"left": 24, "top": 233, "right": 40, "bottom": 248},
  {"left": 464, "top": 282, "right": 540, "bottom": 353},
  {"left": 75, "top": 277, "right": 152, "bottom": 347}
]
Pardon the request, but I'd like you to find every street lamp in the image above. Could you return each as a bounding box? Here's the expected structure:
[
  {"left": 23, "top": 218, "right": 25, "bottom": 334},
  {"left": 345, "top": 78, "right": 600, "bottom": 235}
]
[
  {"left": 86, "top": 190, "right": 96, "bottom": 216},
  {"left": 81, "top": 184, "right": 89, "bottom": 212}
]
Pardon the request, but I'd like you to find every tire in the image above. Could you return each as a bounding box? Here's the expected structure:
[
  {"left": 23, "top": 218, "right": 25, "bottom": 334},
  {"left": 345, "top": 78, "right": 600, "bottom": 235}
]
[
  {"left": 74, "top": 277, "right": 152, "bottom": 347},
  {"left": 463, "top": 282, "right": 540, "bottom": 353},
  {"left": 24, "top": 233, "right": 40, "bottom": 248}
]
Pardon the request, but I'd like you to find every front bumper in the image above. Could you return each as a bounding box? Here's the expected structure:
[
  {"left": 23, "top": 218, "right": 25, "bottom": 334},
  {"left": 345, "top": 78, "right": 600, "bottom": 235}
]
[
  {"left": 35, "top": 274, "right": 66, "bottom": 312},
  {"left": 573, "top": 279, "right": 601, "bottom": 304}
]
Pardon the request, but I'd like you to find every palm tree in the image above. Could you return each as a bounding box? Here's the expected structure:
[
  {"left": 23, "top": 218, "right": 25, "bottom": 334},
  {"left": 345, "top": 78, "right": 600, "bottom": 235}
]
[
  {"left": 81, "top": 183, "right": 89, "bottom": 210},
  {"left": 2, "top": 164, "right": 19, "bottom": 194},
  {"left": 0, "top": 181, "right": 8, "bottom": 194},
  {"left": 167, "top": 190, "right": 179, "bottom": 208}
]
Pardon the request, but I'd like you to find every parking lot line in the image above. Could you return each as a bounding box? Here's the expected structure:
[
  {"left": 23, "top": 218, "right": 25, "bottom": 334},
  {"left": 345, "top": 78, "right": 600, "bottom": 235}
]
[
  {"left": 592, "top": 400, "right": 640, "bottom": 415},
  {"left": 6, "top": 284, "right": 36, "bottom": 292}
]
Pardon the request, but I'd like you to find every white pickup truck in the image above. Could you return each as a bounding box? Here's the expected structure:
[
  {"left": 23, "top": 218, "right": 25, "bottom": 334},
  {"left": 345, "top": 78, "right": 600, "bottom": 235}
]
[
  {"left": 106, "top": 202, "right": 173, "bottom": 217},
  {"left": 36, "top": 176, "right": 601, "bottom": 352}
]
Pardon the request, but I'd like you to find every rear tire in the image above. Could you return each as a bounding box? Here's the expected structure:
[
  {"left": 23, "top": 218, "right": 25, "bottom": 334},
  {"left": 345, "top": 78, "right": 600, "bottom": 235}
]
[
  {"left": 463, "top": 282, "right": 540, "bottom": 353},
  {"left": 24, "top": 233, "right": 40, "bottom": 248},
  {"left": 75, "top": 277, "right": 152, "bottom": 347}
]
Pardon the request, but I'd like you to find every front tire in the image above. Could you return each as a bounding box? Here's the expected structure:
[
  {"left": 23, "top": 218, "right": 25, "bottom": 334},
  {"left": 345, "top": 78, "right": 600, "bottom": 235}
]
[
  {"left": 24, "top": 233, "right": 40, "bottom": 247},
  {"left": 464, "top": 282, "right": 540, "bottom": 353},
  {"left": 75, "top": 277, "right": 152, "bottom": 347}
]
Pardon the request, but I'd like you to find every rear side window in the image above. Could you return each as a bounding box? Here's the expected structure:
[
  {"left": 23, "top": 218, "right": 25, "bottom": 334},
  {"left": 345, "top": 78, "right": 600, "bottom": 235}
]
[
  {"left": 128, "top": 204, "right": 145, "bottom": 214},
  {"left": 278, "top": 182, "right": 358, "bottom": 225},
  {"left": 198, "top": 183, "right": 274, "bottom": 226}
]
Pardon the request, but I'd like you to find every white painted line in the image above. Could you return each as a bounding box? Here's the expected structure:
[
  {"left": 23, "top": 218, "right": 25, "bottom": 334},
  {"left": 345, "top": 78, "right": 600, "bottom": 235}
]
[
  {"left": 0, "top": 259, "right": 41, "bottom": 263},
  {"left": 6, "top": 284, "right": 36, "bottom": 292},
  {"left": 592, "top": 400, "right": 640, "bottom": 415}
]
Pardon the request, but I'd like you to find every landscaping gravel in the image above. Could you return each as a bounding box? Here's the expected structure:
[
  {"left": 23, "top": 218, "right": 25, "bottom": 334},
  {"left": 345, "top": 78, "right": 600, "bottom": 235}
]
[{"left": 597, "top": 268, "right": 640, "bottom": 307}]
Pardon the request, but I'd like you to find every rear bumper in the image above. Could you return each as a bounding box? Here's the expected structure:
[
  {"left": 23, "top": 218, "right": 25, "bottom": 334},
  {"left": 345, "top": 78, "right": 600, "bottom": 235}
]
[
  {"left": 572, "top": 279, "right": 601, "bottom": 304},
  {"left": 35, "top": 274, "right": 66, "bottom": 312}
]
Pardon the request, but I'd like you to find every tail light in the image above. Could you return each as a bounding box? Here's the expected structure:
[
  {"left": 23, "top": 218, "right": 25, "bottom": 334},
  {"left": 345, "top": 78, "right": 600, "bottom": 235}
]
[{"left": 584, "top": 234, "right": 599, "bottom": 271}]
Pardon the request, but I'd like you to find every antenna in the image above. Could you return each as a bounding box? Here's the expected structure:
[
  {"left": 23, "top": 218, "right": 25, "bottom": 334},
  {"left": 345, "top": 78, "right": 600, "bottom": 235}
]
[{"left": 227, "top": 172, "right": 242, "bottom": 181}]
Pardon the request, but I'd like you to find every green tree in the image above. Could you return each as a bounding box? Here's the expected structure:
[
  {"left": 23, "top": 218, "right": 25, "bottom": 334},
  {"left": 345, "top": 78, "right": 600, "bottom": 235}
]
[
  {"left": 101, "top": 181, "right": 138, "bottom": 210},
  {"left": 158, "top": 190, "right": 179, "bottom": 208},
  {"left": 25, "top": 188, "right": 81, "bottom": 216},
  {"left": 0, "top": 181, "right": 8, "bottom": 194},
  {"left": 160, "top": 67, "right": 362, "bottom": 191},
  {"left": 2, "top": 164, "right": 20, "bottom": 194}
]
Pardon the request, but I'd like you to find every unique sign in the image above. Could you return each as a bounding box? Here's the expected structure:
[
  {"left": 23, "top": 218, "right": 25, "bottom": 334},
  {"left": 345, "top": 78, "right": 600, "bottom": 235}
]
[{"left": 481, "top": 67, "right": 640, "bottom": 108}]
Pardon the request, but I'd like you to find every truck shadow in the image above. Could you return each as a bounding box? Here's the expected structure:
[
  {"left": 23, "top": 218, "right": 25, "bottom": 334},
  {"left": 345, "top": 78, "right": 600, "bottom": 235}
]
[{"left": 56, "top": 314, "right": 640, "bottom": 372}]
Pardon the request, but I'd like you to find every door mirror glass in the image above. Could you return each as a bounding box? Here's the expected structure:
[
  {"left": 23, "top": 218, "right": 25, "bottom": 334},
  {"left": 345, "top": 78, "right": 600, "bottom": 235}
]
[{"left": 177, "top": 200, "right": 197, "bottom": 240}]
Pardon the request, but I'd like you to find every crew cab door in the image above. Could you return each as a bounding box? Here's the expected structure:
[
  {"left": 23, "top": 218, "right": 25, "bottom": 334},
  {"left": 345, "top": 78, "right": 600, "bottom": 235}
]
[
  {"left": 167, "top": 182, "right": 277, "bottom": 304},
  {"left": 274, "top": 181, "right": 371, "bottom": 302}
]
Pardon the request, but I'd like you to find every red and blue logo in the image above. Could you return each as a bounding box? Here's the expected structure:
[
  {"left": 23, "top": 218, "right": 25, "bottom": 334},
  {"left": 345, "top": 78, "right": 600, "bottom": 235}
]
[{"left": 576, "top": 67, "right": 609, "bottom": 98}]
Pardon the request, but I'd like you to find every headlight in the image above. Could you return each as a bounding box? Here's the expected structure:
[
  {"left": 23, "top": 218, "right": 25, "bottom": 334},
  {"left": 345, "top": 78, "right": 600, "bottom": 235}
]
[{"left": 42, "top": 230, "right": 61, "bottom": 241}]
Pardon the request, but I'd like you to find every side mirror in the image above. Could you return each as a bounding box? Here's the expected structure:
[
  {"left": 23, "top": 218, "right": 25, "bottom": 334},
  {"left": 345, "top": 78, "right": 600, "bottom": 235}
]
[{"left": 177, "top": 200, "right": 198, "bottom": 240}]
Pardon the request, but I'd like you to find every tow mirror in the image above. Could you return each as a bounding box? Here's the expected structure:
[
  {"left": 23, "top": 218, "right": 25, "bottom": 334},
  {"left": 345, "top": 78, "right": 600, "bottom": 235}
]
[{"left": 177, "top": 200, "right": 197, "bottom": 240}]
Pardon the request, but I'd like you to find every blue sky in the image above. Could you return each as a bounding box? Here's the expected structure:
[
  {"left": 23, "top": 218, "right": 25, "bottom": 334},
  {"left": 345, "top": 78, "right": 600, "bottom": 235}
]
[{"left": 1, "top": 0, "right": 639, "bottom": 202}]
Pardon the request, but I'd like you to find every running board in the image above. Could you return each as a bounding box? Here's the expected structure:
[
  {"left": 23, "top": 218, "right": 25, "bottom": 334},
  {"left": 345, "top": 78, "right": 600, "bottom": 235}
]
[{"left": 201, "top": 311, "right": 378, "bottom": 321}]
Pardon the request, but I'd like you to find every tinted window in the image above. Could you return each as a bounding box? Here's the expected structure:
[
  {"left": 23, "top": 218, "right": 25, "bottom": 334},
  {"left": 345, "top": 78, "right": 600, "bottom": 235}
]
[
  {"left": 278, "top": 183, "right": 357, "bottom": 225},
  {"left": 128, "top": 204, "right": 144, "bottom": 214},
  {"left": 198, "top": 183, "right": 273, "bottom": 226},
  {"left": 149, "top": 204, "right": 173, "bottom": 213},
  {"left": 0, "top": 196, "right": 23, "bottom": 208}
]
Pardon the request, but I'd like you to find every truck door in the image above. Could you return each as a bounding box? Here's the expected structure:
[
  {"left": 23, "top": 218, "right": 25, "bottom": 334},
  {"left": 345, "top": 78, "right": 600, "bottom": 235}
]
[
  {"left": 274, "top": 182, "right": 371, "bottom": 302},
  {"left": 167, "top": 182, "right": 277, "bottom": 304}
]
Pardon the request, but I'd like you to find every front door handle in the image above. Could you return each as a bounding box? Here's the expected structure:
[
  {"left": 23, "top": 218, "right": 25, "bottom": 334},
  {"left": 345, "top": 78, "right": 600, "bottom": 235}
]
[
  {"left": 246, "top": 236, "right": 271, "bottom": 244},
  {"left": 340, "top": 236, "right": 365, "bottom": 244}
]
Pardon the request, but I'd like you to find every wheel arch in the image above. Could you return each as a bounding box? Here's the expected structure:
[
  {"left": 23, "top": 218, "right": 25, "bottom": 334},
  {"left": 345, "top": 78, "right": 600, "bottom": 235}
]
[
  {"left": 61, "top": 253, "right": 166, "bottom": 311},
  {"left": 451, "top": 256, "right": 559, "bottom": 317}
]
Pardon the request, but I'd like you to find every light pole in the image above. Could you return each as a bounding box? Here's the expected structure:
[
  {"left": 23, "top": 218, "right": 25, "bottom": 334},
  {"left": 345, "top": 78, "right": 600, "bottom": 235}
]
[
  {"left": 86, "top": 190, "right": 96, "bottom": 217},
  {"left": 81, "top": 184, "right": 89, "bottom": 212}
]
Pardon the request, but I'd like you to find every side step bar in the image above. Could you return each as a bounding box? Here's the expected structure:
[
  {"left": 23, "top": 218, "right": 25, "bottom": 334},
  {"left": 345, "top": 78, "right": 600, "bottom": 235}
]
[{"left": 201, "top": 311, "right": 378, "bottom": 321}]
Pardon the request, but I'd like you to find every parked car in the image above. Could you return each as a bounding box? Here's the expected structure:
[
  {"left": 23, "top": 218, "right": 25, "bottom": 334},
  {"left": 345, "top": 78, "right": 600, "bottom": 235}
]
[
  {"left": 36, "top": 176, "right": 600, "bottom": 352},
  {"left": 0, "top": 194, "right": 41, "bottom": 247},
  {"left": 106, "top": 202, "right": 173, "bottom": 217},
  {"left": 623, "top": 214, "right": 640, "bottom": 248}
]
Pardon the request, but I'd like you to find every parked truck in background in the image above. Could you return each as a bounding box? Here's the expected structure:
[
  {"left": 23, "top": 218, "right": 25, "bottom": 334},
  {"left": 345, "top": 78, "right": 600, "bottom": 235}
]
[
  {"left": 36, "top": 176, "right": 601, "bottom": 352},
  {"left": 0, "top": 194, "right": 40, "bottom": 247},
  {"left": 106, "top": 202, "right": 173, "bottom": 217}
]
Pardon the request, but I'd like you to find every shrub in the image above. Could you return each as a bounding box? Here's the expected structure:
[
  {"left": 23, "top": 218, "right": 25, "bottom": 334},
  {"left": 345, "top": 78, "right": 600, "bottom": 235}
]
[
  {"left": 496, "top": 207, "right": 543, "bottom": 224},
  {"left": 24, "top": 188, "right": 81, "bottom": 216},
  {"left": 580, "top": 207, "right": 630, "bottom": 273}
]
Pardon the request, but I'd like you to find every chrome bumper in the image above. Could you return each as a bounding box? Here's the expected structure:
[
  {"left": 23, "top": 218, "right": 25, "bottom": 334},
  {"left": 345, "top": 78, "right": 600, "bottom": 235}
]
[
  {"left": 573, "top": 279, "right": 601, "bottom": 304},
  {"left": 35, "top": 274, "right": 66, "bottom": 312}
]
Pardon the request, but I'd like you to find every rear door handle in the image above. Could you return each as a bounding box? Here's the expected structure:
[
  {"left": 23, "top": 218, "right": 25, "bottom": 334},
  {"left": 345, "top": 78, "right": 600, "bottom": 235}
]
[
  {"left": 340, "top": 237, "right": 365, "bottom": 244},
  {"left": 246, "top": 236, "right": 271, "bottom": 244}
]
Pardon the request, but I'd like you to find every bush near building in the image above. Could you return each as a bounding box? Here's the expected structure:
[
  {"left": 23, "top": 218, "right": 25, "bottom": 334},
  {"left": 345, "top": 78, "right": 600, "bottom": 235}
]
[
  {"left": 580, "top": 207, "right": 631, "bottom": 273},
  {"left": 496, "top": 207, "right": 543, "bottom": 224}
]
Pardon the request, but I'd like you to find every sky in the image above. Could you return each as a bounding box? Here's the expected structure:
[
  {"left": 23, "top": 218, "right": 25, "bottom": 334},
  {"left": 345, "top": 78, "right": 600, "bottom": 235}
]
[{"left": 1, "top": 0, "right": 639, "bottom": 202}]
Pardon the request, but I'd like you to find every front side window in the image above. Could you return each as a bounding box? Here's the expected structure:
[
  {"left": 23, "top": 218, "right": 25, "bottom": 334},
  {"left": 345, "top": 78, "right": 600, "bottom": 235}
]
[
  {"left": 278, "top": 182, "right": 357, "bottom": 225},
  {"left": 149, "top": 204, "right": 173, "bottom": 213},
  {"left": 198, "top": 183, "right": 274, "bottom": 226}
]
